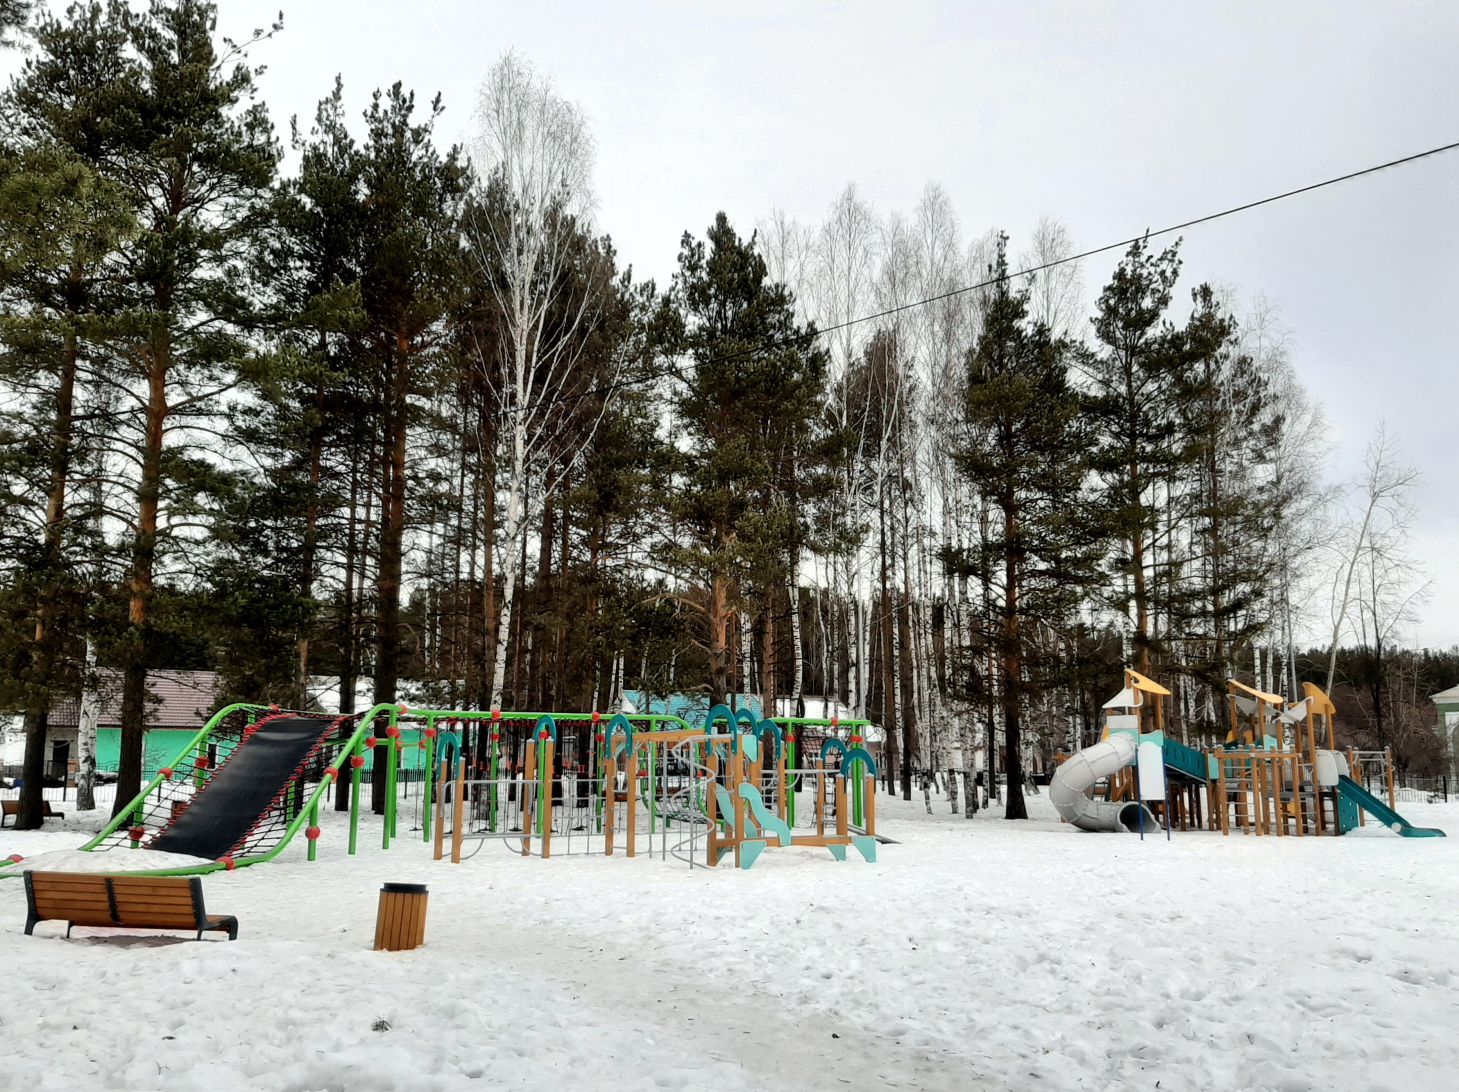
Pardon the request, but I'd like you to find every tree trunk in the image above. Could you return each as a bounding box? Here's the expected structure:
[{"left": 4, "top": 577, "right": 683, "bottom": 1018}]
[
  {"left": 76, "top": 639, "right": 100, "bottom": 811},
  {"left": 372, "top": 336, "right": 411, "bottom": 813},
  {"left": 114, "top": 340, "right": 169, "bottom": 817},
  {"left": 1002, "top": 502, "right": 1027, "bottom": 820},
  {"left": 18, "top": 325, "right": 80, "bottom": 829}
]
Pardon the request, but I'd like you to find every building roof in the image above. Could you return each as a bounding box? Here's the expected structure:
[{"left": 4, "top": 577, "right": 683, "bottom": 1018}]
[
  {"left": 1431, "top": 684, "right": 1459, "bottom": 706},
  {"left": 50, "top": 669, "right": 223, "bottom": 730}
]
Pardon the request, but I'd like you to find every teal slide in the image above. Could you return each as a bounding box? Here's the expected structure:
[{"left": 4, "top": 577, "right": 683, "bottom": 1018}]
[
  {"left": 1337, "top": 776, "right": 1446, "bottom": 838},
  {"left": 737, "top": 783, "right": 791, "bottom": 846}
]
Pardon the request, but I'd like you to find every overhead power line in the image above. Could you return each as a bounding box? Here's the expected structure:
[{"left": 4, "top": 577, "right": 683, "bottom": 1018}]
[{"left": 519, "top": 138, "right": 1459, "bottom": 417}]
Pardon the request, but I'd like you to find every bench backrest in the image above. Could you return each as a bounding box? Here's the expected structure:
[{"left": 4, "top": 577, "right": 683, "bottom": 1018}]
[
  {"left": 24, "top": 872, "right": 116, "bottom": 930},
  {"left": 3, "top": 800, "right": 57, "bottom": 814},
  {"left": 26, "top": 871, "right": 205, "bottom": 930},
  {"left": 111, "top": 876, "right": 204, "bottom": 930}
]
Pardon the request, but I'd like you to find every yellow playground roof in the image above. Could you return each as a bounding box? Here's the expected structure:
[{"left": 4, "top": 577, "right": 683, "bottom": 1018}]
[{"left": 1226, "top": 679, "right": 1285, "bottom": 704}]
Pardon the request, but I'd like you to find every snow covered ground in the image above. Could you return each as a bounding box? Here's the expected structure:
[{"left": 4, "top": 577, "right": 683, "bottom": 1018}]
[{"left": 2, "top": 788, "right": 1457, "bottom": 1091}]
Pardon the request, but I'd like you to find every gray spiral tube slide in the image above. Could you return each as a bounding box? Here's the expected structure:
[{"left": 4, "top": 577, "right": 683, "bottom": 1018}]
[{"left": 1050, "top": 732, "right": 1157, "bottom": 832}]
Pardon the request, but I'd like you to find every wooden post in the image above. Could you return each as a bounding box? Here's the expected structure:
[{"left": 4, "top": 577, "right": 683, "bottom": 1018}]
[
  {"left": 1386, "top": 748, "right": 1396, "bottom": 810},
  {"left": 835, "top": 775, "right": 848, "bottom": 838},
  {"left": 1291, "top": 754, "right": 1304, "bottom": 836},
  {"left": 864, "top": 773, "right": 876, "bottom": 837},
  {"left": 777, "top": 749, "right": 788, "bottom": 823},
  {"left": 1216, "top": 752, "right": 1229, "bottom": 836}
]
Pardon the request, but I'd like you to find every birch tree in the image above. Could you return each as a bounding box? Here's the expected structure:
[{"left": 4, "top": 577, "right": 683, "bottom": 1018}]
[{"left": 470, "top": 51, "right": 608, "bottom": 710}]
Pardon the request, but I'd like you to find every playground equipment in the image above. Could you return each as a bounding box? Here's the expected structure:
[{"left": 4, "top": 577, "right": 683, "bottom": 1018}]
[
  {"left": 0, "top": 699, "right": 884, "bottom": 880},
  {"left": 430, "top": 706, "right": 880, "bottom": 870},
  {"left": 1051, "top": 670, "right": 1204, "bottom": 833},
  {"left": 1052, "top": 673, "right": 1445, "bottom": 839}
]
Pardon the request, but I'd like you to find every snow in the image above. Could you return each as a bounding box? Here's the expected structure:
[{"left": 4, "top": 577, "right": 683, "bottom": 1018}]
[
  {"left": 1, "top": 790, "right": 1457, "bottom": 1090},
  {"left": 3, "top": 847, "right": 217, "bottom": 874}
]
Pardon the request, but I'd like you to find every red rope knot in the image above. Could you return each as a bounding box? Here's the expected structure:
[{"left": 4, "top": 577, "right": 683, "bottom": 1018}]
[
  {"left": 491, "top": 708, "right": 501, "bottom": 722},
  {"left": 490, "top": 733, "right": 500, "bottom": 743},
  {"left": 850, "top": 735, "right": 863, "bottom": 745},
  {"left": 195, "top": 756, "right": 210, "bottom": 770},
  {"left": 269, "top": 704, "right": 280, "bottom": 712},
  {"left": 423, "top": 728, "right": 437, "bottom": 740},
  {"left": 218, "top": 855, "right": 236, "bottom": 871},
  {"left": 128, "top": 827, "right": 146, "bottom": 841},
  {"left": 305, "top": 827, "right": 321, "bottom": 842},
  {"left": 396, "top": 739, "right": 407, "bottom": 751},
  {"left": 364, "top": 736, "right": 379, "bottom": 750},
  {"left": 538, "top": 729, "right": 550, "bottom": 741},
  {"left": 831, "top": 716, "right": 840, "bottom": 727},
  {"left": 324, "top": 767, "right": 340, "bottom": 781},
  {"left": 417, "top": 739, "right": 427, "bottom": 750},
  {"left": 159, "top": 767, "right": 173, "bottom": 781},
  {"left": 350, "top": 755, "right": 366, "bottom": 769},
  {"left": 6, "top": 854, "right": 23, "bottom": 864},
  {"left": 385, "top": 726, "right": 401, "bottom": 740},
  {"left": 398, "top": 704, "right": 410, "bottom": 715},
  {"left": 591, "top": 710, "right": 601, "bottom": 723}
]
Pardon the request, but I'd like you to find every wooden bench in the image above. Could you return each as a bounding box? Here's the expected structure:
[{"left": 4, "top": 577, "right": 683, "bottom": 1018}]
[
  {"left": 0, "top": 799, "right": 64, "bottom": 826},
  {"left": 23, "top": 872, "right": 238, "bottom": 941}
]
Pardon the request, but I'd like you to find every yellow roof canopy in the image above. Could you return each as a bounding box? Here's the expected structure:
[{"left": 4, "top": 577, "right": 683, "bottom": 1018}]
[
  {"left": 1300, "top": 681, "right": 1337, "bottom": 716},
  {"left": 1124, "top": 669, "right": 1172, "bottom": 697},
  {"left": 1227, "top": 679, "right": 1284, "bottom": 705}
]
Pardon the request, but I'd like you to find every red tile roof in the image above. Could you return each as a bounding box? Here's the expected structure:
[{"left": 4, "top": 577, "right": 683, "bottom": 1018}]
[{"left": 49, "top": 669, "right": 223, "bottom": 730}]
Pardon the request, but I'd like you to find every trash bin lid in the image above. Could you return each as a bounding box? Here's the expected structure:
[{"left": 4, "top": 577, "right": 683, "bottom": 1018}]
[{"left": 381, "top": 882, "right": 428, "bottom": 895}]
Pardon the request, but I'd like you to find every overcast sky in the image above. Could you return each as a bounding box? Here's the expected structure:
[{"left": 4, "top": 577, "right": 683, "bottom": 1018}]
[{"left": 16, "top": 1, "right": 1459, "bottom": 645}]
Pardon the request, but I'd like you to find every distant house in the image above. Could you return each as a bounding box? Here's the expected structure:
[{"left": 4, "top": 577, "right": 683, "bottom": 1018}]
[
  {"left": 1430, "top": 684, "right": 1459, "bottom": 778},
  {"left": 44, "top": 669, "right": 224, "bottom": 776}
]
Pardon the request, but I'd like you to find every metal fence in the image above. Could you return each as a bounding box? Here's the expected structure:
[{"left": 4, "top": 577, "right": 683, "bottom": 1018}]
[{"left": 1391, "top": 777, "right": 1453, "bottom": 804}]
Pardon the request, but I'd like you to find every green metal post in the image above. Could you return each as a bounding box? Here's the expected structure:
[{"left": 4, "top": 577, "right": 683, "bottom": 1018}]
[
  {"left": 307, "top": 799, "right": 319, "bottom": 862},
  {"left": 383, "top": 734, "right": 398, "bottom": 850},
  {"left": 422, "top": 716, "right": 436, "bottom": 844},
  {"left": 592, "top": 712, "right": 604, "bottom": 834},
  {"left": 348, "top": 752, "right": 362, "bottom": 856},
  {"left": 787, "top": 733, "right": 797, "bottom": 827}
]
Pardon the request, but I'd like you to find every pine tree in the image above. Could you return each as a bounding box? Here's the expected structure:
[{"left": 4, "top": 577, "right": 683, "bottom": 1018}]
[
  {"left": 948, "top": 237, "right": 1102, "bottom": 819},
  {"left": 1086, "top": 237, "right": 1184, "bottom": 677},
  {"left": 32, "top": 0, "right": 281, "bottom": 815},
  {"left": 661, "top": 212, "right": 829, "bottom": 706},
  {"left": 354, "top": 82, "right": 467, "bottom": 808}
]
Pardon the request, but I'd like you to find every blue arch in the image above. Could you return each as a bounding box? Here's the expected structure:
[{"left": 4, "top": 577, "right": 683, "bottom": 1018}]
[
  {"left": 607, "top": 713, "right": 635, "bottom": 759},
  {"left": 436, "top": 730, "right": 461, "bottom": 774},
  {"left": 533, "top": 714, "right": 559, "bottom": 744},
  {"left": 820, "top": 737, "right": 849, "bottom": 767},
  {"left": 734, "top": 708, "right": 757, "bottom": 730},
  {"left": 753, "top": 718, "right": 783, "bottom": 764},
  {"left": 840, "top": 746, "right": 877, "bottom": 779},
  {"left": 703, "top": 704, "right": 736, "bottom": 734}
]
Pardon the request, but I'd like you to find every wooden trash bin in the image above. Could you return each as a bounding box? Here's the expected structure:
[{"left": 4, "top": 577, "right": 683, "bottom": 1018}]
[{"left": 373, "top": 882, "right": 428, "bottom": 951}]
